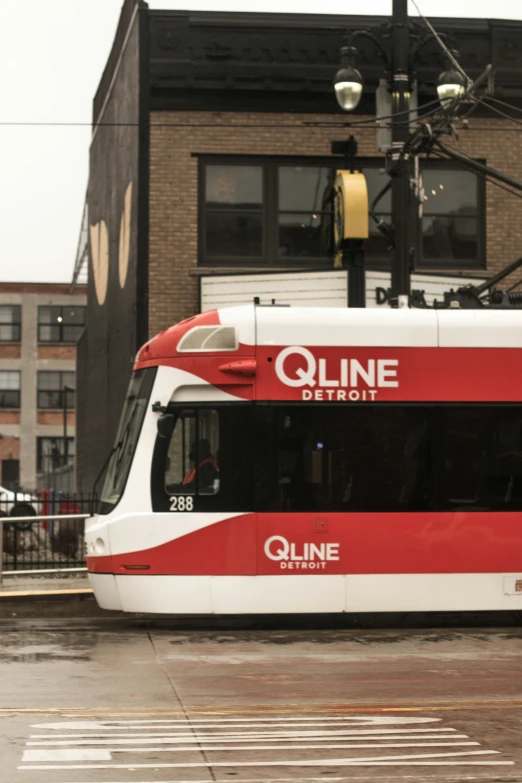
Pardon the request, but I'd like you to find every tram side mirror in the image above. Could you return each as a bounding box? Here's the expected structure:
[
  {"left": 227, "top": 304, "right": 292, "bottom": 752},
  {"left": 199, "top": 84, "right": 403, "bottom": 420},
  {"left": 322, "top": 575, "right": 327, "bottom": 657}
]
[{"left": 157, "top": 413, "right": 174, "bottom": 439}]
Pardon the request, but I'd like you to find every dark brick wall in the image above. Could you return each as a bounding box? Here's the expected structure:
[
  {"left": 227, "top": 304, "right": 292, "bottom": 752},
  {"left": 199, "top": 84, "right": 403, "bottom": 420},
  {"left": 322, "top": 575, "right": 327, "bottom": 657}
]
[{"left": 77, "top": 12, "right": 141, "bottom": 494}]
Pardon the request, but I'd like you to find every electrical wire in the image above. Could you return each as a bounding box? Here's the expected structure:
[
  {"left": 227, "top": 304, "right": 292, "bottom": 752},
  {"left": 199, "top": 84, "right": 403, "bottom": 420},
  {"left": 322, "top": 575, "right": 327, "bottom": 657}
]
[
  {"left": 507, "top": 277, "right": 522, "bottom": 293},
  {"left": 304, "top": 97, "right": 449, "bottom": 129},
  {"left": 474, "top": 97, "right": 522, "bottom": 128},
  {"left": 484, "top": 95, "right": 522, "bottom": 116},
  {"left": 456, "top": 126, "right": 522, "bottom": 132},
  {"left": 0, "top": 121, "right": 352, "bottom": 128},
  {"left": 429, "top": 147, "right": 522, "bottom": 201},
  {"left": 409, "top": 0, "right": 471, "bottom": 86}
]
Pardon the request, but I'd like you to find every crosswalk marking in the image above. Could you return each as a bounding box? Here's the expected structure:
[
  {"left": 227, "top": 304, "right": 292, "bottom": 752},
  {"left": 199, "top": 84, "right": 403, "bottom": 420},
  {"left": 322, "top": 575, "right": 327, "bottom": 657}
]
[{"left": 18, "top": 713, "right": 514, "bottom": 772}]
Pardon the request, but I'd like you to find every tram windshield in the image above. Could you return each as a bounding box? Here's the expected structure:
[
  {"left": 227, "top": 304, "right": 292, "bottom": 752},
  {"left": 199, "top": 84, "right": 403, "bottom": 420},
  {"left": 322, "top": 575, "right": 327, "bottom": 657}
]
[{"left": 99, "top": 368, "right": 157, "bottom": 512}]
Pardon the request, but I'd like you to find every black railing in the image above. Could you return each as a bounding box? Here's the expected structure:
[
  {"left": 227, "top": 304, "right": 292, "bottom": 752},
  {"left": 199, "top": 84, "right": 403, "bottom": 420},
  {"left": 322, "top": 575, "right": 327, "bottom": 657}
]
[{"left": 0, "top": 491, "right": 96, "bottom": 572}]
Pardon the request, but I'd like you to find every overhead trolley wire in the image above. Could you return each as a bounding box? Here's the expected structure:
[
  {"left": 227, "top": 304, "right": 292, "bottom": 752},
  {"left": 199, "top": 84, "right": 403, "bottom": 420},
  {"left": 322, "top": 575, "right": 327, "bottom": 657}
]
[
  {"left": 429, "top": 146, "right": 522, "bottom": 202},
  {"left": 483, "top": 95, "right": 522, "bottom": 116},
  {"left": 472, "top": 97, "right": 522, "bottom": 128}
]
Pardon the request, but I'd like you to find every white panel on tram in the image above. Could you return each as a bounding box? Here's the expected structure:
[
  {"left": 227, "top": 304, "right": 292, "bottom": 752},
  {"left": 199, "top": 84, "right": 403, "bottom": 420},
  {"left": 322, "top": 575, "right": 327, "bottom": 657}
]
[
  {"left": 217, "top": 305, "right": 256, "bottom": 347},
  {"left": 437, "top": 310, "right": 522, "bottom": 348},
  {"left": 171, "top": 384, "right": 245, "bottom": 403},
  {"left": 116, "top": 576, "right": 213, "bottom": 614},
  {"left": 256, "top": 307, "right": 438, "bottom": 347},
  {"left": 211, "top": 575, "right": 345, "bottom": 614}
]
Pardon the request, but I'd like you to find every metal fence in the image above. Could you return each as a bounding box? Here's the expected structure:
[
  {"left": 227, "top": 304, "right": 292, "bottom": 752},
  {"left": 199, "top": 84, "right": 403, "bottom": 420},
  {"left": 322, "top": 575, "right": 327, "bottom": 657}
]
[{"left": 0, "top": 491, "right": 96, "bottom": 573}]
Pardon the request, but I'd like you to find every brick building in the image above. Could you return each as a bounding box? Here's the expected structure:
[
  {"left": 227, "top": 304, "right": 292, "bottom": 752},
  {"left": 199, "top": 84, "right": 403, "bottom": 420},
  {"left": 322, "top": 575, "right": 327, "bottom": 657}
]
[
  {"left": 76, "top": 0, "right": 522, "bottom": 491},
  {"left": 0, "top": 284, "right": 86, "bottom": 490}
]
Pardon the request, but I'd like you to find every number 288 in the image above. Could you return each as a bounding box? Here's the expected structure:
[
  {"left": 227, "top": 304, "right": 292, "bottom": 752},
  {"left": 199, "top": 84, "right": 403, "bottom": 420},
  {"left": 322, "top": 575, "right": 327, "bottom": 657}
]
[{"left": 169, "top": 496, "right": 194, "bottom": 512}]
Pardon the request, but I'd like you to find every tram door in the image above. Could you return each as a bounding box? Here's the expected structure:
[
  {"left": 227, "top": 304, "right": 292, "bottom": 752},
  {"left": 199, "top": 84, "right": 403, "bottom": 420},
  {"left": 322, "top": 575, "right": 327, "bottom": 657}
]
[{"left": 153, "top": 403, "right": 257, "bottom": 576}]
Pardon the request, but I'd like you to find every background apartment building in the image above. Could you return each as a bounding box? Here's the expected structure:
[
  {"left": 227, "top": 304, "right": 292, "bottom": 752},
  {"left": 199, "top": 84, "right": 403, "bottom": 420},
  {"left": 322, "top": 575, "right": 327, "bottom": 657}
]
[
  {"left": 0, "top": 283, "right": 86, "bottom": 491},
  {"left": 75, "top": 0, "right": 522, "bottom": 492}
]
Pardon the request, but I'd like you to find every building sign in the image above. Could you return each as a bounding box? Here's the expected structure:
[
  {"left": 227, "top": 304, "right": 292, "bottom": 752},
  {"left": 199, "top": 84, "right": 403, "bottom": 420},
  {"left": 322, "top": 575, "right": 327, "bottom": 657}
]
[{"left": 201, "top": 269, "right": 485, "bottom": 312}]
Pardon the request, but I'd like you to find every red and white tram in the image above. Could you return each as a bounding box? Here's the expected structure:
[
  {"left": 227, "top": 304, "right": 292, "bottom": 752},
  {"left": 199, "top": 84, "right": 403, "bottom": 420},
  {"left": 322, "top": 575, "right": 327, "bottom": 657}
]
[{"left": 86, "top": 305, "right": 522, "bottom": 614}]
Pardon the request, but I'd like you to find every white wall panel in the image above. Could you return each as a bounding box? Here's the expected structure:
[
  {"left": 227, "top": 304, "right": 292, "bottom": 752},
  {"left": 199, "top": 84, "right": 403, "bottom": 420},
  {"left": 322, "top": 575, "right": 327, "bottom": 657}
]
[
  {"left": 201, "top": 270, "right": 484, "bottom": 311},
  {"left": 201, "top": 271, "right": 348, "bottom": 311}
]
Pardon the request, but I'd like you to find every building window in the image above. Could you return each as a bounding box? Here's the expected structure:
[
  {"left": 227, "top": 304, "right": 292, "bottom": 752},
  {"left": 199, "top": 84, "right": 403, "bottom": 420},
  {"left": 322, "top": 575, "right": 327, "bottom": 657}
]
[
  {"left": 199, "top": 158, "right": 483, "bottom": 270},
  {"left": 419, "top": 166, "right": 483, "bottom": 270},
  {"left": 38, "top": 306, "right": 85, "bottom": 343},
  {"left": 1, "top": 459, "right": 19, "bottom": 491},
  {"left": 37, "top": 437, "right": 75, "bottom": 473},
  {"left": 0, "top": 371, "right": 20, "bottom": 408},
  {"left": 278, "top": 166, "right": 335, "bottom": 259},
  {"left": 0, "top": 305, "right": 21, "bottom": 342},
  {"left": 203, "top": 165, "right": 264, "bottom": 260},
  {"left": 37, "top": 372, "right": 75, "bottom": 409}
]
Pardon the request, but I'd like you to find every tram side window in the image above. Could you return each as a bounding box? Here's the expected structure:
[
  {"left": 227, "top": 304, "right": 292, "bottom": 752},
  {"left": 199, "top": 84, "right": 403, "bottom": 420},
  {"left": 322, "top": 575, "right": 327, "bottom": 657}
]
[
  {"left": 256, "top": 405, "right": 429, "bottom": 513},
  {"left": 442, "top": 407, "right": 522, "bottom": 510},
  {"left": 165, "top": 409, "right": 220, "bottom": 496},
  {"left": 151, "top": 404, "right": 255, "bottom": 512}
]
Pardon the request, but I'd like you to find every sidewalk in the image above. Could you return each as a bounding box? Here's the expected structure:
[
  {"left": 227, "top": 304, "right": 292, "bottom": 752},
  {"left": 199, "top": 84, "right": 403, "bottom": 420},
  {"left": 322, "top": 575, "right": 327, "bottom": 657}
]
[
  {"left": 0, "top": 572, "right": 119, "bottom": 618},
  {"left": 0, "top": 573, "right": 92, "bottom": 598}
]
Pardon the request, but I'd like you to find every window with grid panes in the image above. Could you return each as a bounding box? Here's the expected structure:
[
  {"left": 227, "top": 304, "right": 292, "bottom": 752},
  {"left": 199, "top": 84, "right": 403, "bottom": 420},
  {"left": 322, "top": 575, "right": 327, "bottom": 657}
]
[
  {"left": 0, "top": 305, "right": 21, "bottom": 342},
  {"left": 38, "top": 306, "right": 85, "bottom": 343},
  {"left": 199, "top": 158, "right": 484, "bottom": 270},
  {"left": 37, "top": 437, "right": 75, "bottom": 472},
  {"left": 419, "top": 166, "right": 483, "bottom": 269},
  {"left": 37, "top": 371, "right": 75, "bottom": 409},
  {"left": 0, "top": 371, "right": 20, "bottom": 408}
]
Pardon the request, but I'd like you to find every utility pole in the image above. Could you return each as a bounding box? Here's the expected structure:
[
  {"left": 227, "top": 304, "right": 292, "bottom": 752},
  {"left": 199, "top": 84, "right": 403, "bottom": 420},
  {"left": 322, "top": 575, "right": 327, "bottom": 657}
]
[{"left": 390, "top": 0, "right": 411, "bottom": 306}]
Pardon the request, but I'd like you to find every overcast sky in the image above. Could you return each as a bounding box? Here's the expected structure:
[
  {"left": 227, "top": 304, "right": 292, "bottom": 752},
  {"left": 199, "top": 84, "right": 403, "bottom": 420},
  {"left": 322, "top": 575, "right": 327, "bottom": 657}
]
[{"left": 1, "top": 0, "right": 521, "bottom": 284}]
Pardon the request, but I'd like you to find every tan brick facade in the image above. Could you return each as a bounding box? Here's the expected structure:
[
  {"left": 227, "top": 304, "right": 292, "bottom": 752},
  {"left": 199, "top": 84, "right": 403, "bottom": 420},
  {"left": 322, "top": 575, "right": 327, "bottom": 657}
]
[
  {"left": 148, "top": 111, "right": 522, "bottom": 337},
  {"left": 0, "top": 345, "right": 21, "bottom": 359},
  {"left": 37, "top": 412, "right": 76, "bottom": 426},
  {"left": 0, "top": 412, "right": 20, "bottom": 425},
  {"left": 38, "top": 345, "right": 77, "bottom": 360},
  {"left": 0, "top": 284, "right": 86, "bottom": 489}
]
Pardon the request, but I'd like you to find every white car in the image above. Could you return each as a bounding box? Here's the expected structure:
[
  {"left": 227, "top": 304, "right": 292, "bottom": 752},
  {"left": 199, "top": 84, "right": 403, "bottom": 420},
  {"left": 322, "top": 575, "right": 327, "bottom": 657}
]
[{"left": 0, "top": 486, "right": 37, "bottom": 518}]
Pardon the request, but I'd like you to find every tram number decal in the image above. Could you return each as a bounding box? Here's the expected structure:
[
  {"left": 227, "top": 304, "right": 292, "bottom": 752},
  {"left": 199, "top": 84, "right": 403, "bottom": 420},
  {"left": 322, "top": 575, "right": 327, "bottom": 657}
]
[{"left": 169, "top": 496, "right": 194, "bottom": 512}]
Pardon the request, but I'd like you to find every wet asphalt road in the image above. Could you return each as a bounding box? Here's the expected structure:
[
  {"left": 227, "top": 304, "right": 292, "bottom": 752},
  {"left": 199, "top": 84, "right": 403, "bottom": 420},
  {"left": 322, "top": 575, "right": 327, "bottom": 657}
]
[{"left": 1, "top": 616, "right": 521, "bottom": 783}]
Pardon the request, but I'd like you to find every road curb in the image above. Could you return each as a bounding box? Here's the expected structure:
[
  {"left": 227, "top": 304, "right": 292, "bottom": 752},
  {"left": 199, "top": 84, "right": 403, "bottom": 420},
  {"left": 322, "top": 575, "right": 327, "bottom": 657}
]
[
  {"left": 0, "top": 588, "right": 113, "bottom": 618},
  {"left": 0, "top": 587, "right": 93, "bottom": 598}
]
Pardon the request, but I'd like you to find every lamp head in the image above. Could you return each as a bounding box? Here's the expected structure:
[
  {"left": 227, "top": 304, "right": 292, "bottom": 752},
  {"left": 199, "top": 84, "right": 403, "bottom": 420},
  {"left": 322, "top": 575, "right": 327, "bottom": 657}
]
[
  {"left": 437, "top": 51, "right": 466, "bottom": 106},
  {"left": 334, "top": 46, "right": 364, "bottom": 112}
]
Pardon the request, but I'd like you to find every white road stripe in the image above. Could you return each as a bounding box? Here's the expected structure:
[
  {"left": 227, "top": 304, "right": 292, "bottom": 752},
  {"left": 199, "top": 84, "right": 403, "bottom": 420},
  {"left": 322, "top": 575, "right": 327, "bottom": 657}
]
[
  {"left": 18, "top": 750, "right": 514, "bottom": 771},
  {"left": 28, "top": 733, "right": 469, "bottom": 746},
  {"left": 38, "top": 779, "right": 424, "bottom": 783},
  {"left": 22, "top": 749, "right": 112, "bottom": 762},
  {"left": 34, "top": 777, "right": 511, "bottom": 783},
  {"left": 27, "top": 720, "right": 445, "bottom": 730},
  {"left": 30, "top": 727, "right": 459, "bottom": 740},
  {"left": 33, "top": 716, "right": 441, "bottom": 729},
  {"left": 24, "top": 741, "right": 481, "bottom": 754}
]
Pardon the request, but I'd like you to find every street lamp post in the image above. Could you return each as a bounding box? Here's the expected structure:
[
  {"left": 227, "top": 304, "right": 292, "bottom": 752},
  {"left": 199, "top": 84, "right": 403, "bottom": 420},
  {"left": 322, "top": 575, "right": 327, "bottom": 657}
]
[
  {"left": 333, "top": 6, "right": 468, "bottom": 307},
  {"left": 390, "top": 0, "right": 411, "bottom": 306}
]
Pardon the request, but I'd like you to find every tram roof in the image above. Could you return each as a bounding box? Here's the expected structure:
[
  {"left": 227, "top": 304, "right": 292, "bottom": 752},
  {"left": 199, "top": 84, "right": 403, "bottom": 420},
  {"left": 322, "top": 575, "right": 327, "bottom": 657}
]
[{"left": 137, "top": 305, "right": 522, "bottom": 363}]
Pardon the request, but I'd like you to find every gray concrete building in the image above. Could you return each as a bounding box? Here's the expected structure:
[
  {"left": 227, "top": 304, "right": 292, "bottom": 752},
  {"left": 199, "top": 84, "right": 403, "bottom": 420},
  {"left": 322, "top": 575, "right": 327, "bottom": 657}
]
[{"left": 0, "top": 283, "right": 86, "bottom": 491}]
